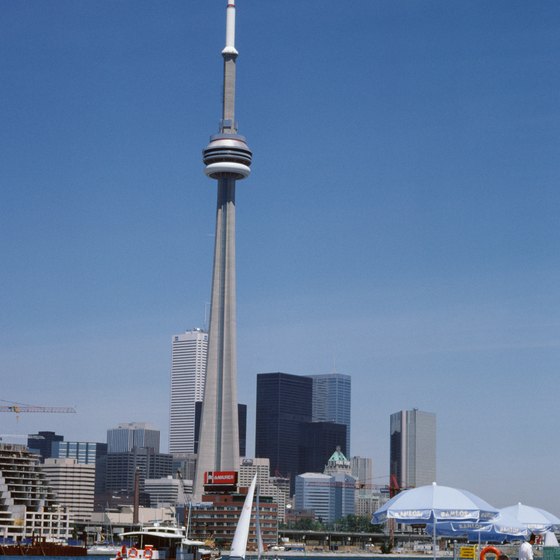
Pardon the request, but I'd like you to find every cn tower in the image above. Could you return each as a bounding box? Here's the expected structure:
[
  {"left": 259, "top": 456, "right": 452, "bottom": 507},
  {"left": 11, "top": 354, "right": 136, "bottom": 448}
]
[{"left": 193, "top": 0, "right": 252, "bottom": 500}]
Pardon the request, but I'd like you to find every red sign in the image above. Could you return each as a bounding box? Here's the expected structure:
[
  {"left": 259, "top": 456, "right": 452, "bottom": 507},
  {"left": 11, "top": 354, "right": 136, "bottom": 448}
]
[{"left": 204, "top": 471, "right": 238, "bottom": 485}]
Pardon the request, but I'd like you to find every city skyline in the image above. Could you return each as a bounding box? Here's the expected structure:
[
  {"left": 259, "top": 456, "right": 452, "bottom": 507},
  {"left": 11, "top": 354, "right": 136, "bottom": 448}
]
[{"left": 1, "top": 1, "right": 559, "bottom": 513}]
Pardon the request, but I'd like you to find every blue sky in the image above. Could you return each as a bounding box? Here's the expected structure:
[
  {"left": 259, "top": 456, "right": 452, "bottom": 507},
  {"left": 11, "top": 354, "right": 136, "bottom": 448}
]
[{"left": 1, "top": 1, "right": 559, "bottom": 512}]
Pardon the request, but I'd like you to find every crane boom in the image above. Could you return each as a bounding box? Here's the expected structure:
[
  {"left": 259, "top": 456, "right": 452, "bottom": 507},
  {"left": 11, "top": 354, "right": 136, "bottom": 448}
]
[
  {"left": 0, "top": 401, "right": 76, "bottom": 414},
  {"left": 0, "top": 406, "right": 75, "bottom": 413}
]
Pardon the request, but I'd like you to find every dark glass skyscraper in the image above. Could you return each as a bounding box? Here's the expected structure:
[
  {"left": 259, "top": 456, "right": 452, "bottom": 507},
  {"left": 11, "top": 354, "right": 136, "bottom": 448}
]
[
  {"left": 298, "top": 421, "right": 347, "bottom": 475},
  {"left": 309, "top": 373, "right": 351, "bottom": 455},
  {"left": 27, "top": 431, "right": 63, "bottom": 462},
  {"left": 255, "top": 373, "right": 312, "bottom": 492}
]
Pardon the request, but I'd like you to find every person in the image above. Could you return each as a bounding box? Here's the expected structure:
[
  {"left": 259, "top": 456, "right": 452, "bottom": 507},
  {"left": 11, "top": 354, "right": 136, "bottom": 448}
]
[{"left": 519, "top": 533, "right": 536, "bottom": 560}]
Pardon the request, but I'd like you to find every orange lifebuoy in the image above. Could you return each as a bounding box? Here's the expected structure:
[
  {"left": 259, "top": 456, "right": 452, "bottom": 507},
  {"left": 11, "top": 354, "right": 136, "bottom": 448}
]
[
  {"left": 480, "top": 546, "right": 501, "bottom": 560},
  {"left": 144, "top": 547, "right": 153, "bottom": 559},
  {"left": 129, "top": 548, "right": 138, "bottom": 559}
]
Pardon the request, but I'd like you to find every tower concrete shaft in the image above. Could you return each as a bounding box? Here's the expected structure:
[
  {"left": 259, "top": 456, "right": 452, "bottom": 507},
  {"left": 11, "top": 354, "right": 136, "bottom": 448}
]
[{"left": 193, "top": 0, "right": 252, "bottom": 500}]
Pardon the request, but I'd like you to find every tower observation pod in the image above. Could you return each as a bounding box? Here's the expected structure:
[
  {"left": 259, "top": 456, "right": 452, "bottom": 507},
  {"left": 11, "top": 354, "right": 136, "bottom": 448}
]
[
  {"left": 194, "top": 0, "right": 251, "bottom": 500},
  {"left": 203, "top": 135, "right": 252, "bottom": 180}
]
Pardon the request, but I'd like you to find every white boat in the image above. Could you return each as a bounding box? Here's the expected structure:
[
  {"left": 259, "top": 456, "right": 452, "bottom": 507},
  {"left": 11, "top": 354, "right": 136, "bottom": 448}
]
[
  {"left": 88, "top": 543, "right": 123, "bottom": 555},
  {"left": 114, "top": 524, "right": 206, "bottom": 560}
]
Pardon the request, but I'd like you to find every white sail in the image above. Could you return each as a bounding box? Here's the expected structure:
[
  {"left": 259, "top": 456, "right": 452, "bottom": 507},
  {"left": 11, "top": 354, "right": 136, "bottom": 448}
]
[{"left": 230, "top": 474, "right": 257, "bottom": 560}]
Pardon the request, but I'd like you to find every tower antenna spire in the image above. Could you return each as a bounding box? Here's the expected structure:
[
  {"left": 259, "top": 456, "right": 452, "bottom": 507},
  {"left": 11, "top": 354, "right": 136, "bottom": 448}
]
[
  {"left": 220, "top": 0, "right": 239, "bottom": 134},
  {"left": 223, "top": 1, "right": 238, "bottom": 56}
]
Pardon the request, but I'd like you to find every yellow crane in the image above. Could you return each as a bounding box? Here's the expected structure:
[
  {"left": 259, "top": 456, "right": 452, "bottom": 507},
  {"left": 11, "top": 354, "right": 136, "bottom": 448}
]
[{"left": 0, "top": 400, "right": 76, "bottom": 414}]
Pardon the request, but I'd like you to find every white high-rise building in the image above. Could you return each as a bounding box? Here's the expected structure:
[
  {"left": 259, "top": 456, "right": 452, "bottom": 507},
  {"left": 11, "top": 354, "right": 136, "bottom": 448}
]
[{"left": 169, "top": 329, "right": 208, "bottom": 454}]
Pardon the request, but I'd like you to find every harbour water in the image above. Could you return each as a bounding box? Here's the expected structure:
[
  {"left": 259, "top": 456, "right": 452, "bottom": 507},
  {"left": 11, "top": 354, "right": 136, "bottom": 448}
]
[{"left": 0, "top": 557, "right": 453, "bottom": 560}]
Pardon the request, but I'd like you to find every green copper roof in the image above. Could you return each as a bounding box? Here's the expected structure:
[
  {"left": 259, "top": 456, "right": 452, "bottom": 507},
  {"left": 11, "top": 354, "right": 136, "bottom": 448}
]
[{"left": 328, "top": 447, "right": 348, "bottom": 463}]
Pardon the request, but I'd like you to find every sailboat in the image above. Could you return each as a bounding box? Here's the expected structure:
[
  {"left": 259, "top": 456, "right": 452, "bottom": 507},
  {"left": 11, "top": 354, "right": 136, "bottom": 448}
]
[{"left": 229, "top": 475, "right": 258, "bottom": 560}]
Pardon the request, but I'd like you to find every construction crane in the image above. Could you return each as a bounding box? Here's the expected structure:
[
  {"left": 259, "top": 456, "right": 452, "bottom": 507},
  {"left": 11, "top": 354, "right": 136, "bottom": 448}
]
[
  {"left": 0, "top": 400, "right": 76, "bottom": 414},
  {"left": 0, "top": 434, "right": 43, "bottom": 440}
]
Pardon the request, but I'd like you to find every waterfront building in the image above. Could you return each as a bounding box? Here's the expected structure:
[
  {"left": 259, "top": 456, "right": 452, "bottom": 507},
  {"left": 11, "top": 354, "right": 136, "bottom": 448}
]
[
  {"left": 169, "top": 329, "right": 208, "bottom": 454},
  {"left": 255, "top": 372, "right": 313, "bottom": 492},
  {"left": 27, "top": 431, "right": 63, "bottom": 462},
  {"left": 88, "top": 506, "right": 175, "bottom": 533},
  {"left": 105, "top": 447, "right": 173, "bottom": 499},
  {"left": 390, "top": 408, "right": 436, "bottom": 489},
  {"left": 41, "top": 458, "right": 95, "bottom": 522},
  {"left": 238, "top": 458, "right": 290, "bottom": 521},
  {"left": 294, "top": 470, "right": 355, "bottom": 524},
  {"left": 354, "top": 486, "right": 383, "bottom": 518},
  {"left": 0, "top": 443, "right": 70, "bottom": 540},
  {"left": 309, "top": 373, "right": 351, "bottom": 455},
  {"left": 144, "top": 476, "right": 187, "bottom": 508},
  {"left": 107, "top": 422, "right": 160, "bottom": 453},
  {"left": 323, "top": 449, "right": 356, "bottom": 520},
  {"left": 294, "top": 473, "right": 333, "bottom": 523},
  {"left": 193, "top": 0, "right": 253, "bottom": 499},
  {"left": 190, "top": 491, "right": 277, "bottom": 549},
  {"left": 332, "top": 472, "right": 356, "bottom": 520},
  {"left": 51, "top": 440, "right": 108, "bottom": 510}
]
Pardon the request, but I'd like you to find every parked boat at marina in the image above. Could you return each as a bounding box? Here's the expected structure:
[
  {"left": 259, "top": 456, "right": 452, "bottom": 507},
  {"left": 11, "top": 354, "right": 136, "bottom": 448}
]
[
  {"left": 114, "top": 524, "right": 207, "bottom": 560},
  {"left": 87, "top": 543, "right": 123, "bottom": 555},
  {"left": 0, "top": 537, "right": 87, "bottom": 556}
]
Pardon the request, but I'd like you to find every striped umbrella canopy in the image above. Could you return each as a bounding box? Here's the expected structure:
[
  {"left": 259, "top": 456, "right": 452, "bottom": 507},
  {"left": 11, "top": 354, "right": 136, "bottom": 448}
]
[
  {"left": 372, "top": 482, "right": 499, "bottom": 524},
  {"left": 500, "top": 503, "right": 560, "bottom": 535},
  {"left": 425, "top": 510, "right": 530, "bottom": 542},
  {"left": 373, "top": 483, "right": 499, "bottom": 560}
]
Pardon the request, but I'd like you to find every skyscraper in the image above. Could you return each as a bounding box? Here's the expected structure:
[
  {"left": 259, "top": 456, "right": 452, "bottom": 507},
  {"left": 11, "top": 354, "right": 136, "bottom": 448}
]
[
  {"left": 27, "top": 431, "right": 63, "bottom": 462},
  {"left": 309, "top": 373, "right": 352, "bottom": 454},
  {"left": 255, "top": 372, "right": 313, "bottom": 493},
  {"left": 390, "top": 408, "right": 436, "bottom": 490},
  {"left": 169, "top": 329, "right": 208, "bottom": 454},
  {"left": 194, "top": 0, "right": 252, "bottom": 499},
  {"left": 298, "top": 422, "right": 347, "bottom": 475}
]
